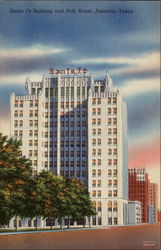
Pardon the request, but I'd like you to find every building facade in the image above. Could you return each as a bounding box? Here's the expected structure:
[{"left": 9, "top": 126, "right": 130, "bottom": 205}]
[
  {"left": 128, "top": 168, "right": 149, "bottom": 223},
  {"left": 149, "top": 183, "right": 158, "bottom": 222},
  {"left": 128, "top": 201, "right": 141, "bottom": 225},
  {"left": 10, "top": 71, "right": 128, "bottom": 227}
]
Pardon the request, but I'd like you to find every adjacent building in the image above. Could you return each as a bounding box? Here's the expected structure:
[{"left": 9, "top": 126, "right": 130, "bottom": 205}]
[
  {"left": 149, "top": 183, "right": 158, "bottom": 222},
  {"left": 128, "top": 201, "right": 141, "bottom": 225},
  {"left": 10, "top": 70, "right": 129, "bottom": 227},
  {"left": 128, "top": 168, "right": 149, "bottom": 223}
]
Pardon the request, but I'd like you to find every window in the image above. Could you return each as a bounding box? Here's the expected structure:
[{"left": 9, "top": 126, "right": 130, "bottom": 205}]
[
  {"left": 92, "top": 191, "right": 96, "bottom": 197},
  {"left": 92, "top": 98, "right": 96, "bottom": 105},
  {"left": 108, "top": 138, "right": 112, "bottom": 145},
  {"left": 71, "top": 87, "right": 74, "bottom": 97},
  {"left": 98, "top": 217, "right": 102, "bottom": 225},
  {"left": 108, "top": 200, "right": 112, "bottom": 211},
  {"left": 97, "top": 108, "right": 101, "bottom": 115},
  {"left": 97, "top": 118, "right": 101, "bottom": 125},
  {"left": 97, "top": 129, "right": 101, "bottom": 135},
  {"left": 113, "top": 201, "right": 118, "bottom": 211},
  {"left": 98, "top": 149, "right": 101, "bottom": 156},
  {"left": 97, "top": 191, "right": 101, "bottom": 197},
  {"left": 92, "top": 119, "right": 96, "bottom": 125},
  {"left": 94, "top": 86, "right": 99, "bottom": 92},
  {"left": 108, "top": 128, "right": 112, "bottom": 134},
  {"left": 34, "top": 140, "right": 38, "bottom": 146},
  {"left": 92, "top": 159, "right": 96, "bottom": 166},
  {"left": 92, "top": 180, "right": 96, "bottom": 187},
  {"left": 82, "top": 86, "right": 85, "bottom": 96},
  {"left": 108, "top": 159, "right": 112, "bottom": 165},
  {"left": 30, "top": 100, "right": 33, "bottom": 107},
  {"left": 113, "top": 138, "right": 117, "bottom": 145},
  {"left": 77, "top": 87, "right": 80, "bottom": 97},
  {"left": 29, "top": 110, "right": 33, "bottom": 117},
  {"left": 108, "top": 108, "right": 111, "bottom": 114},
  {"left": 29, "top": 150, "right": 32, "bottom": 156},
  {"left": 35, "top": 100, "right": 38, "bottom": 107},
  {"left": 113, "top": 180, "right": 117, "bottom": 187},
  {"left": 19, "top": 101, "right": 23, "bottom": 107},
  {"left": 34, "top": 130, "right": 38, "bottom": 136},
  {"left": 108, "top": 180, "right": 112, "bottom": 187},
  {"left": 113, "top": 118, "right": 117, "bottom": 124},
  {"left": 29, "top": 140, "right": 33, "bottom": 146},
  {"left": 14, "top": 111, "right": 18, "bottom": 117},
  {"left": 97, "top": 169, "right": 101, "bottom": 176},
  {"left": 113, "top": 159, "right": 117, "bottom": 165},
  {"left": 92, "top": 170, "right": 96, "bottom": 177},
  {"left": 108, "top": 98, "right": 111, "bottom": 104},
  {"left": 113, "top": 169, "right": 117, "bottom": 176},
  {"left": 97, "top": 159, "right": 101, "bottom": 165},
  {"left": 34, "top": 120, "right": 38, "bottom": 126},
  {"left": 114, "top": 218, "right": 118, "bottom": 225},
  {"left": 29, "top": 130, "right": 33, "bottom": 136},
  {"left": 97, "top": 98, "right": 101, "bottom": 104},
  {"left": 45, "top": 88, "right": 49, "bottom": 98},
  {"left": 108, "top": 190, "right": 112, "bottom": 197},
  {"left": 92, "top": 108, "right": 96, "bottom": 115},
  {"left": 14, "top": 121, "right": 18, "bottom": 127},
  {"left": 61, "top": 87, "right": 65, "bottom": 97},
  {"left": 92, "top": 129, "right": 96, "bottom": 135},
  {"left": 66, "top": 87, "right": 69, "bottom": 97},
  {"left": 113, "top": 98, "right": 117, "bottom": 104},
  {"left": 108, "top": 149, "right": 112, "bottom": 155},
  {"left": 97, "top": 139, "right": 101, "bottom": 145},
  {"left": 92, "top": 149, "right": 96, "bottom": 156},
  {"left": 113, "top": 190, "right": 117, "bottom": 197},
  {"left": 108, "top": 118, "right": 111, "bottom": 124},
  {"left": 14, "top": 101, "right": 18, "bottom": 107},
  {"left": 92, "top": 201, "right": 96, "bottom": 210},
  {"left": 108, "top": 170, "right": 112, "bottom": 176},
  {"left": 113, "top": 108, "right": 117, "bottom": 114},
  {"left": 113, "top": 128, "right": 117, "bottom": 134},
  {"left": 34, "top": 110, "right": 38, "bottom": 117},
  {"left": 97, "top": 180, "right": 101, "bottom": 187},
  {"left": 92, "top": 139, "right": 96, "bottom": 145}
]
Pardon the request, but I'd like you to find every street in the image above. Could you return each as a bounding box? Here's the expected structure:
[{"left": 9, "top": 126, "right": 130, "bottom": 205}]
[{"left": 0, "top": 223, "right": 160, "bottom": 249}]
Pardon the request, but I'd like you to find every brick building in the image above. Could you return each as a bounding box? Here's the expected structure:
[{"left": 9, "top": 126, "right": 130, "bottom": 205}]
[{"left": 128, "top": 168, "right": 149, "bottom": 223}]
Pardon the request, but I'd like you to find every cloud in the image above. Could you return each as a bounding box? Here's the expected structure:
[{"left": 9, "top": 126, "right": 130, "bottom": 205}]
[
  {"left": 71, "top": 51, "right": 160, "bottom": 66},
  {"left": 119, "top": 77, "right": 160, "bottom": 97},
  {"left": 0, "top": 44, "right": 66, "bottom": 59}
]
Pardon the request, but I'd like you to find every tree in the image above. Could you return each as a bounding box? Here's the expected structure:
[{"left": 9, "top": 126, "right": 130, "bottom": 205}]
[
  {"left": 0, "top": 133, "right": 33, "bottom": 230},
  {"left": 38, "top": 171, "right": 66, "bottom": 229},
  {"left": 64, "top": 178, "right": 96, "bottom": 228}
]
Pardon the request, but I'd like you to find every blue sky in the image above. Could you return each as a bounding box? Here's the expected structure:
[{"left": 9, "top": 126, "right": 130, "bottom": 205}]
[{"left": 0, "top": 1, "right": 160, "bottom": 197}]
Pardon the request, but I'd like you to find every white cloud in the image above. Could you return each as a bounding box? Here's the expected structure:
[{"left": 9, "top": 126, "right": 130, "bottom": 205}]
[
  {"left": 0, "top": 73, "right": 44, "bottom": 86},
  {"left": 119, "top": 77, "right": 160, "bottom": 97},
  {"left": 0, "top": 44, "right": 66, "bottom": 59},
  {"left": 72, "top": 51, "right": 160, "bottom": 68}
]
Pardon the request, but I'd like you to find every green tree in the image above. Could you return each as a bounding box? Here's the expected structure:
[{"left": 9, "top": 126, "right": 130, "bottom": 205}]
[
  {"left": 0, "top": 133, "right": 33, "bottom": 230},
  {"left": 38, "top": 171, "right": 66, "bottom": 229}
]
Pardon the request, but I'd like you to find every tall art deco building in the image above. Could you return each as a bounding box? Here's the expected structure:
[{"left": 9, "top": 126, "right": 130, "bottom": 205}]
[{"left": 10, "top": 69, "right": 128, "bottom": 226}]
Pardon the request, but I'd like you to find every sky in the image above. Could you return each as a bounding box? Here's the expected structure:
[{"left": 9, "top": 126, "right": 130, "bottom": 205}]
[{"left": 0, "top": 1, "right": 160, "bottom": 207}]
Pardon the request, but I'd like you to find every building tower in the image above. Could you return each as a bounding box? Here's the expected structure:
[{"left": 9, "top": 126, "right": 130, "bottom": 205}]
[
  {"left": 128, "top": 168, "right": 149, "bottom": 223},
  {"left": 10, "top": 70, "right": 128, "bottom": 226},
  {"left": 149, "top": 183, "right": 158, "bottom": 222}
]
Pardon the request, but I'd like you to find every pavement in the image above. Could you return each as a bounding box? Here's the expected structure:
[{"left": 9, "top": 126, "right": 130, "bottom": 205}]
[{"left": 0, "top": 223, "right": 160, "bottom": 250}]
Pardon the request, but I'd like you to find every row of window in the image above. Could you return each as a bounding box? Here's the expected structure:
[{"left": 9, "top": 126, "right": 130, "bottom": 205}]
[
  {"left": 92, "top": 118, "right": 117, "bottom": 125},
  {"left": 92, "top": 180, "right": 117, "bottom": 187},
  {"left": 92, "top": 128, "right": 117, "bottom": 135},
  {"left": 92, "top": 138, "right": 117, "bottom": 145},
  {"left": 92, "top": 97, "right": 117, "bottom": 105},
  {"left": 92, "top": 190, "right": 118, "bottom": 198},
  {"left": 61, "top": 131, "right": 87, "bottom": 137},
  {"left": 92, "top": 200, "right": 118, "bottom": 209},
  {"left": 60, "top": 86, "right": 88, "bottom": 97},
  {"left": 92, "top": 108, "right": 117, "bottom": 115},
  {"left": 92, "top": 159, "right": 117, "bottom": 166},
  {"left": 60, "top": 111, "right": 86, "bottom": 117},
  {"left": 92, "top": 148, "right": 117, "bottom": 155},
  {"left": 92, "top": 169, "right": 117, "bottom": 177}
]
